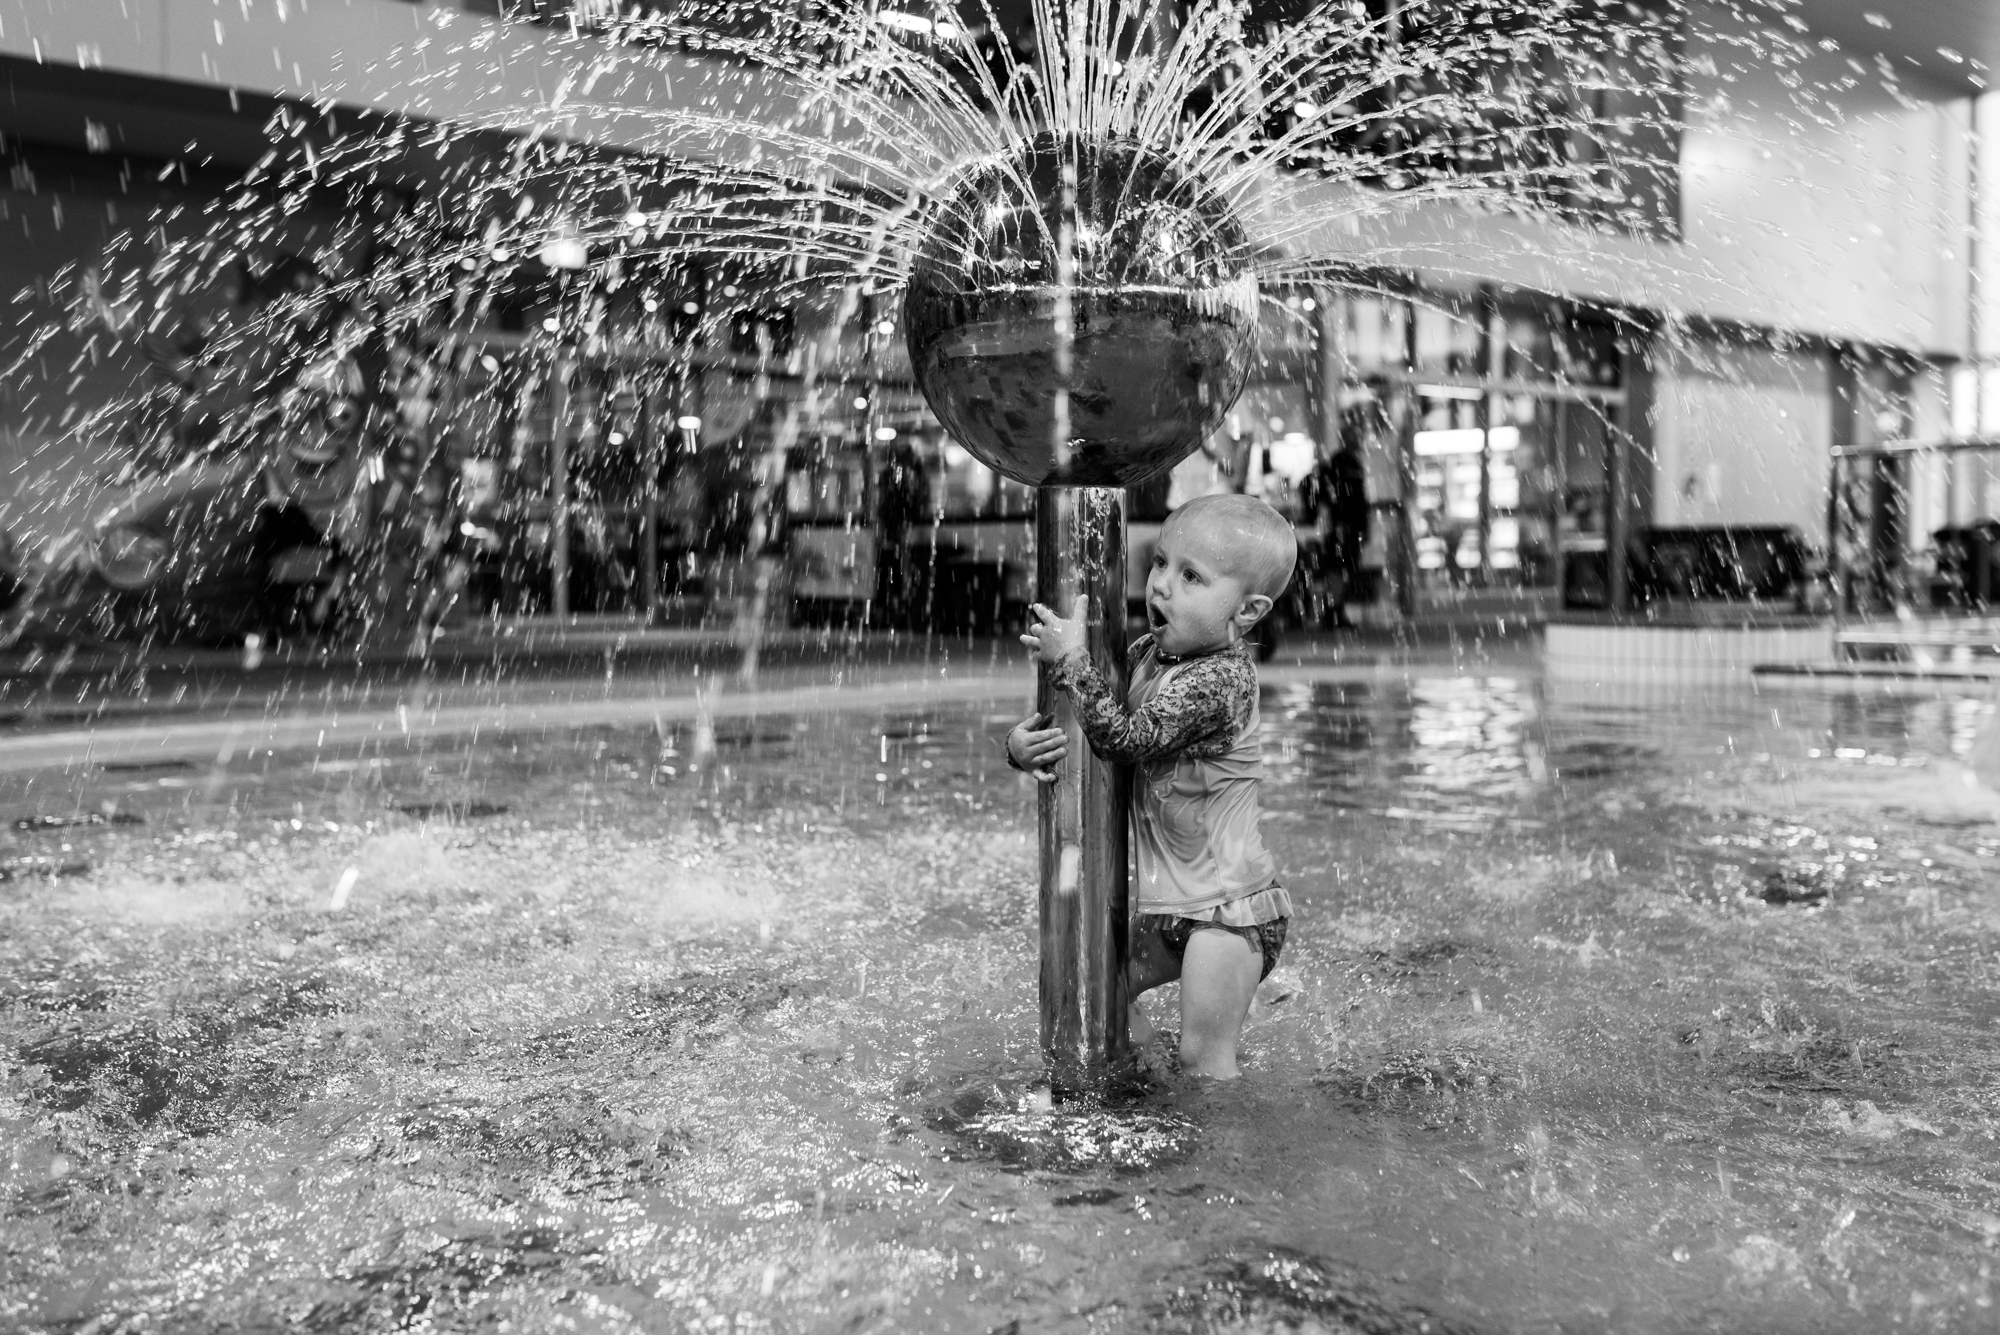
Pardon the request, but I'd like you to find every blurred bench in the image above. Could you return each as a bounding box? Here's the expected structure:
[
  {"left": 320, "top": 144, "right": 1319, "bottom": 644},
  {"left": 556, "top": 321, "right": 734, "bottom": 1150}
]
[
  {"left": 1564, "top": 525, "right": 1810, "bottom": 609},
  {"left": 1930, "top": 522, "right": 2000, "bottom": 609}
]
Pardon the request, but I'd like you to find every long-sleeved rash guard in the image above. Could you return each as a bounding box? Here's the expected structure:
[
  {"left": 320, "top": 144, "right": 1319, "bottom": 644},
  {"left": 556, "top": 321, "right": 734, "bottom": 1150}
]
[{"left": 1050, "top": 635, "right": 1285, "bottom": 918}]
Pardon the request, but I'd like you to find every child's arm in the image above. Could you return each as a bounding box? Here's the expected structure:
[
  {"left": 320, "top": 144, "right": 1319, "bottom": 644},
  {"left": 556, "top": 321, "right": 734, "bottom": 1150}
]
[
  {"left": 1021, "top": 601, "right": 1248, "bottom": 765},
  {"left": 1054, "top": 649, "right": 1247, "bottom": 764}
]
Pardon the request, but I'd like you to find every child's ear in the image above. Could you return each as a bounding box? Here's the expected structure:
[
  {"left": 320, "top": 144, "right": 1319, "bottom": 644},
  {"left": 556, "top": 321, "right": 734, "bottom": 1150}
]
[{"left": 1234, "top": 593, "right": 1274, "bottom": 629}]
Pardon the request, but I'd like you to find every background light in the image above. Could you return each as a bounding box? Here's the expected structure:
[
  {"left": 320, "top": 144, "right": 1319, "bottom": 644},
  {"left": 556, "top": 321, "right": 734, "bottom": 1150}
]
[
  {"left": 538, "top": 230, "right": 588, "bottom": 270},
  {"left": 875, "top": 11, "right": 960, "bottom": 38},
  {"left": 1269, "top": 432, "right": 1316, "bottom": 482},
  {"left": 1414, "top": 425, "right": 1520, "bottom": 456}
]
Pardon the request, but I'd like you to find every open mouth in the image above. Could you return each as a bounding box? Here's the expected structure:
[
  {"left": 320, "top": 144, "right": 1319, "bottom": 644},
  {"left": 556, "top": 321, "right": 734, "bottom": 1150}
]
[{"left": 1146, "top": 602, "right": 1166, "bottom": 632}]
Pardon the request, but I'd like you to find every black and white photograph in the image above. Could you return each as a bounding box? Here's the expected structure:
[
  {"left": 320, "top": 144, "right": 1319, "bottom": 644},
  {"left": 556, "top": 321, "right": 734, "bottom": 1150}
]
[{"left": 2, "top": 0, "right": 1999, "bottom": 1329}]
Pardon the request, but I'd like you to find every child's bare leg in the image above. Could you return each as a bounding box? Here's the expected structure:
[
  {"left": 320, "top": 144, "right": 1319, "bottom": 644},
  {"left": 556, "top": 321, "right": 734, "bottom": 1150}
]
[{"left": 1177, "top": 929, "right": 1263, "bottom": 1080}]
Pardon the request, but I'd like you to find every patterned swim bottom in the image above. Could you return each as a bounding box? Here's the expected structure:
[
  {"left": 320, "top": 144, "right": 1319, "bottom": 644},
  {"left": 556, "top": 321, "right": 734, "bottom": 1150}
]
[{"left": 1133, "top": 913, "right": 1289, "bottom": 981}]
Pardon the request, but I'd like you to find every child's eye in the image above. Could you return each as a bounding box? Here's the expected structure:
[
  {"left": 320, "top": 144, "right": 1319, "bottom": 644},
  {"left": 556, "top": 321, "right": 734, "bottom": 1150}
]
[
  {"left": 1183, "top": 569, "right": 1201, "bottom": 583},
  {"left": 1151, "top": 554, "right": 1167, "bottom": 569}
]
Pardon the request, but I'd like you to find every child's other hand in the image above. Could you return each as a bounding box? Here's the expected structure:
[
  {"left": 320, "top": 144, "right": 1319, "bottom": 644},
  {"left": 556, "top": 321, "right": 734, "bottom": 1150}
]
[
  {"left": 1008, "top": 712, "right": 1067, "bottom": 782},
  {"left": 1020, "top": 598, "right": 1088, "bottom": 663}
]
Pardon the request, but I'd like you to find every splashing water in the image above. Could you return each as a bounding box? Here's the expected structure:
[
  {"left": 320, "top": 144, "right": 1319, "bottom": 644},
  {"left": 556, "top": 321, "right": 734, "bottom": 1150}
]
[
  {"left": 0, "top": 0, "right": 1885, "bottom": 651},
  {"left": 6, "top": 662, "right": 2000, "bottom": 1327},
  {"left": 0, "top": 1, "right": 1993, "bottom": 1329}
]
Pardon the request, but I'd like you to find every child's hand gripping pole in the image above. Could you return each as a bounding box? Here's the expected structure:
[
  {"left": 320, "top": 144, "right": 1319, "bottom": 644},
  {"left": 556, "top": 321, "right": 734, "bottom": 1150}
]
[
  {"left": 1020, "top": 596, "right": 1090, "bottom": 664},
  {"left": 1007, "top": 712, "right": 1069, "bottom": 783},
  {"left": 1014, "top": 597, "right": 1087, "bottom": 783}
]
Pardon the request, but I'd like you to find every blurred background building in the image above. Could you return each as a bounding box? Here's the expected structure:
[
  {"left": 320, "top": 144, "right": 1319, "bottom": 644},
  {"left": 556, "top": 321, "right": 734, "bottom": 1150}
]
[{"left": 1, "top": 0, "right": 1997, "bottom": 643}]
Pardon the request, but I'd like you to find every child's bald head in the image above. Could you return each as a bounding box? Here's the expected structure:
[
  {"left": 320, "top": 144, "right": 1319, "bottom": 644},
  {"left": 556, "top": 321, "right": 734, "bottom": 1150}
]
[{"left": 1163, "top": 493, "right": 1297, "bottom": 601}]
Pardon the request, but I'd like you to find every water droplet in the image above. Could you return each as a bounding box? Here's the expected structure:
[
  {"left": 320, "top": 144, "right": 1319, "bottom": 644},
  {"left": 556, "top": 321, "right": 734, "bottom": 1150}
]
[{"left": 328, "top": 866, "right": 359, "bottom": 912}]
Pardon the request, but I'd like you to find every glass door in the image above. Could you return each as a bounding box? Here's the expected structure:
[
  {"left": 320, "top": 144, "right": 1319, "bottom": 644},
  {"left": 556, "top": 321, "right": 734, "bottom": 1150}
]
[
  {"left": 1412, "top": 390, "right": 1485, "bottom": 589},
  {"left": 1412, "top": 390, "right": 1572, "bottom": 594}
]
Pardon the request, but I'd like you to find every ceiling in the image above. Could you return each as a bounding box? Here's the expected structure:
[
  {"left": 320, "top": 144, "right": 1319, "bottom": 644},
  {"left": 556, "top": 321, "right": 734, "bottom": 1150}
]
[
  {"left": 7, "top": 3, "right": 1993, "bottom": 175},
  {"left": 0, "top": 56, "right": 285, "bottom": 172}
]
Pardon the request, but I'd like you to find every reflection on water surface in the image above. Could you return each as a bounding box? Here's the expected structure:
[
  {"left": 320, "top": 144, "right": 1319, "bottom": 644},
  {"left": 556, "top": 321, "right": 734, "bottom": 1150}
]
[{"left": 5, "top": 668, "right": 2000, "bottom": 1332}]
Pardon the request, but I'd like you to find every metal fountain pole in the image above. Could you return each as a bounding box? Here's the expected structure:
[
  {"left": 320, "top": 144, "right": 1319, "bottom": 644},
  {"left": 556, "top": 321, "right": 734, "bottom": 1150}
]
[
  {"left": 1036, "top": 155, "right": 1129, "bottom": 1094},
  {"left": 905, "top": 136, "right": 1246, "bottom": 1094},
  {"left": 1035, "top": 487, "right": 1130, "bottom": 1093}
]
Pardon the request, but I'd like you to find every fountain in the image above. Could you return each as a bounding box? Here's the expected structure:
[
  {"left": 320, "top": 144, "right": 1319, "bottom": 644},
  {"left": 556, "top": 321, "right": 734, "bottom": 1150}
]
[
  {"left": 902, "top": 130, "right": 1258, "bottom": 1087},
  {"left": 23, "top": 0, "right": 1697, "bottom": 1089},
  {"left": 761, "top": 0, "right": 1678, "bottom": 1091},
  {"left": 902, "top": 133, "right": 1258, "bottom": 489},
  {"left": 15, "top": 3, "right": 1981, "bottom": 1330}
]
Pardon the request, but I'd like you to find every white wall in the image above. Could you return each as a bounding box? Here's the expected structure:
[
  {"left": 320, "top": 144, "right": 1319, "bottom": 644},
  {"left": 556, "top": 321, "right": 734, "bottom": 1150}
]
[
  {"left": 1974, "top": 93, "right": 2000, "bottom": 434},
  {"left": 1268, "top": 4, "right": 1975, "bottom": 358},
  {"left": 1649, "top": 338, "right": 1834, "bottom": 544}
]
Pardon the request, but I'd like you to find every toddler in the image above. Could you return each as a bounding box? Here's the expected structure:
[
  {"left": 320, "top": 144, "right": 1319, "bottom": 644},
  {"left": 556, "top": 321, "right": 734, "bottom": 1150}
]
[{"left": 1009, "top": 492, "right": 1296, "bottom": 1080}]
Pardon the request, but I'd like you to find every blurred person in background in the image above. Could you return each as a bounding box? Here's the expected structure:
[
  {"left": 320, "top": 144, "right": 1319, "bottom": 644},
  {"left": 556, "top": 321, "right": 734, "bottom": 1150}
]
[
  {"left": 875, "top": 439, "right": 931, "bottom": 629},
  {"left": 1301, "top": 442, "right": 1369, "bottom": 628}
]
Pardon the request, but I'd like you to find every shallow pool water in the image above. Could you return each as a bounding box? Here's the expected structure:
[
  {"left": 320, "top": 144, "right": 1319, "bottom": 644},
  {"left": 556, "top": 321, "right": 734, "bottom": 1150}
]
[{"left": 5, "top": 667, "right": 2000, "bottom": 1332}]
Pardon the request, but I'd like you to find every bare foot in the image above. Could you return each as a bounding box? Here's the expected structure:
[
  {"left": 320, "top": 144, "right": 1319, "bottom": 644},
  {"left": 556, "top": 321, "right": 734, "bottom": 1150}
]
[{"left": 1127, "top": 1005, "right": 1179, "bottom": 1078}]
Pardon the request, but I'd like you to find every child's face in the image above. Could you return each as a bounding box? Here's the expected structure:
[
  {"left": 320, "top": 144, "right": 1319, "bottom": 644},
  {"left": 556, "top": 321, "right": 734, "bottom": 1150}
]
[{"left": 1144, "top": 513, "right": 1266, "bottom": 657}]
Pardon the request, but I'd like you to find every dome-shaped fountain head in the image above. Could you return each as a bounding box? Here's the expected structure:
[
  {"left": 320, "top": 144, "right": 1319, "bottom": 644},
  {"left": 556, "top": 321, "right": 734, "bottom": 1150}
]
[{"left": 903, "top": 134, "right": 1258, "bottom": 488}]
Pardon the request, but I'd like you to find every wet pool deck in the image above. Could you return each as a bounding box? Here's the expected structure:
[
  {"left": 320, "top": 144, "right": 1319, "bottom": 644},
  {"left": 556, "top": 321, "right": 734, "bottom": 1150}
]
[{"left": 5, "top": 630, "right": 2000, "bottom": 1333}]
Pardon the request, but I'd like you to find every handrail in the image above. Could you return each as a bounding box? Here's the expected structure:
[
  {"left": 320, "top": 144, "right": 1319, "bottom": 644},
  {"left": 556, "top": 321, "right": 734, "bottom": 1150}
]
[{"left": 1832, "top": 437, "right": 2000, "bottom": 459}]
